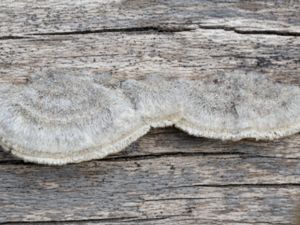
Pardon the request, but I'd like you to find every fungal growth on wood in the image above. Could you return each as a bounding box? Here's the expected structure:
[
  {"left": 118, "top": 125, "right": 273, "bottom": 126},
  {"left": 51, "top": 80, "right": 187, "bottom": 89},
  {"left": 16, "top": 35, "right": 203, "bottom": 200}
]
[{"left": 1, "top": 71, "right": 300, "bottom": 165}]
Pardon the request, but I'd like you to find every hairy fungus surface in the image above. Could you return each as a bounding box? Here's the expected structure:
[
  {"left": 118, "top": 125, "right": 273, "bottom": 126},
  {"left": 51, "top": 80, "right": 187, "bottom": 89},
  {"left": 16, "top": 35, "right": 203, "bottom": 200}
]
[{"left": 1, "top": 71, "right": 300, "bottom": 164}]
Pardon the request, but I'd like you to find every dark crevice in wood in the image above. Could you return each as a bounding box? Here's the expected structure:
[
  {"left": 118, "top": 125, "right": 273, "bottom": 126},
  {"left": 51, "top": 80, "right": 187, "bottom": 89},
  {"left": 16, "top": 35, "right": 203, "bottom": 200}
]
[
  {"left": 0, "top": 151, "right": 280, "bottom": 165},
  {"left": 159, "top": 183, "right": 300, "bottom": 190},
  {"left": 0, "top": 26, "right": 194, "bottom": 40},
  {"left": 105, "top": 151, "right": 246, "bottom": 161},
  {"left": 84, "top": 151, "right": 300, "bottom": 161},
  {"left": 1, "top": 26, "right": 299, "bottom": 40},
  {"left": 200, "top": 183, "right": 300, "bottom": 188},
  {"left": 0, "top": 215, "right": 178, "bottom": 224},
  {"left": 143, "top": 197, "right": 218, "bottom": 202},
  {"left": 0, "top": 159, "right": 34, "bottom": 165},
  {"left": 1, "top": 150, "right": 299, "bottom": 165},
  {"left": 0, "top": 217, "right": 290, "bottom": 225},
  {"left": 30, "top": 26, "right": 195, "bottom": 36},
  {"left": 115, "top": 215, "right": 178, "bottom": 223},
  {"left": 0, "top": 36, "right": 30, "bottom": 40},
  {"left": 0, "top": 217, "right": 138, "bottom": 224},
  {"left": 235, "top": 30, "right": 300, "bottom": 36},
  {"left": 197, "top": 25, "right": 300, "bottom": 36}
]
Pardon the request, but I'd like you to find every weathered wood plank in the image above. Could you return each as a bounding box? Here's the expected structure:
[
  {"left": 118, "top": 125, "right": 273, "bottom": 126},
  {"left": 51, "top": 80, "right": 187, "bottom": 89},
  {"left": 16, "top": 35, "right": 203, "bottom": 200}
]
[
  {"left": 1, "top": 153, "right": 300, "bottom": 224},
  {"left": 0, "top": 29, "right": 299, "bottom": 84},
  {"left": 1, "top": 0, "right": 300, "bottom": 224},
  {"left": 0, "top": 28, "right": 300, "bottom": 223},
  {"left": 0, "top": 0, "right": 299, "bottom": 37}
]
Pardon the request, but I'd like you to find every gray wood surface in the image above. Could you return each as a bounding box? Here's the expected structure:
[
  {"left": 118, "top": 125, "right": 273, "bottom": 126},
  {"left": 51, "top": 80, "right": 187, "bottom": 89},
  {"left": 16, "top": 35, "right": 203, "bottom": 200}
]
[{"left": 1, "top": 0, "right": 300, "bottom": 224}]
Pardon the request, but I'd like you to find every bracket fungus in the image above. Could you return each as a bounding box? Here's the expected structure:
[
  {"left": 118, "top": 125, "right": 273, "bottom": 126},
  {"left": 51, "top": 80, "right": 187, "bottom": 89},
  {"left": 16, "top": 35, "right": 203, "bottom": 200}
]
[{"left": 1, "top": 71, "right": 300, "bottom": 165}]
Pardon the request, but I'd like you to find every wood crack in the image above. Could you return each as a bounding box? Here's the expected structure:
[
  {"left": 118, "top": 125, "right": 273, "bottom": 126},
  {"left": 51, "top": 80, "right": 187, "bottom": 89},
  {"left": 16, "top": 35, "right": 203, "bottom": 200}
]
[
  {"left": 0, "top": 216, "right": 138, "bottom": 224},
  {"left": 1, "top": 24, "right": 299, "bottom": 40},
  {"left": 0, "top": 215, "right": 181, "bottom": 224},
  {"left": 157, "top": 183, "right": 300, "bottom": 190},
  {"left": 197, "top": 25, "right": 300, "bottom": 36},
  {"left": 30, "top": 26, "right": 195, "bottom": 36},
  {"left": 1, "top": 149, "right": 299, "bottom": 165},
  {"left": 0, "top": 36, "right": 30, "bottom": 40},
  {"left": 105, "top": 151, "right": 245, "bottom": 161}
]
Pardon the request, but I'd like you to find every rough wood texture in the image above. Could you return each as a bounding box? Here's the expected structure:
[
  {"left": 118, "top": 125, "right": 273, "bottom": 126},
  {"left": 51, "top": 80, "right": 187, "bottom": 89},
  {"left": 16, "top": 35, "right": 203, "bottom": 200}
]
[{"left": 1, "top": 0, "right": 300, "bottom": 224}]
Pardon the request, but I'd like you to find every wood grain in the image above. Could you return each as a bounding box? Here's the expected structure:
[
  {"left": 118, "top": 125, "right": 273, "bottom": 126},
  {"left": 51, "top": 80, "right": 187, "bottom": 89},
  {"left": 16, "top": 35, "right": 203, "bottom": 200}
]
[
  {"left": 1, "top": 128, "right": 300, "bottom": 224},
  {"left": 0, "top": 0, "right": 300, "bottom": 224},
  {"left": 0, "top": 0, "right": 299, "bottom": 36},
  {"left": 1, "top": 28, "right": 299, "bottom": 85}
]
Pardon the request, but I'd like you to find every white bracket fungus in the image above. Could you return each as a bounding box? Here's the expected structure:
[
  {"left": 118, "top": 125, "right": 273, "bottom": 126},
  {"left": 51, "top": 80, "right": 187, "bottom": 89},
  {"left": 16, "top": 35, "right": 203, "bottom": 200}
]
[{"left": 1, "top": 71, "right": 299, "bottom": 164}]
